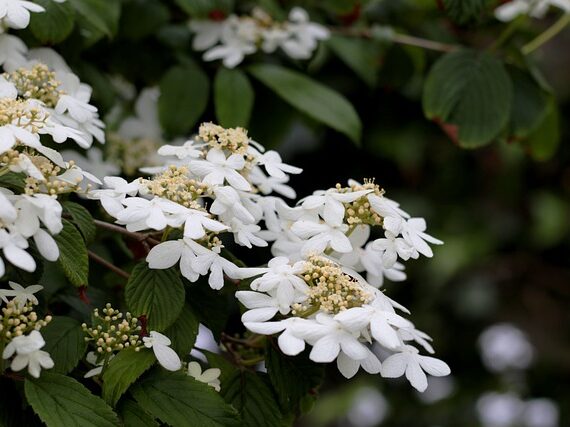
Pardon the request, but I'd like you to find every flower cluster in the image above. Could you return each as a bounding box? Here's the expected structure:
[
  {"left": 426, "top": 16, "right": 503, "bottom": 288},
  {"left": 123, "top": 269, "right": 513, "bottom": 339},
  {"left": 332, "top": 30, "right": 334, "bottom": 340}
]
[
  {"left": 0, "top": 12, "right": 104, "bottom": 277},
  {"left": 236, "top": 179, "right": 449, "bottom": 391},
  {"left": 90, "top": 122, "right": 302, "bottom": 290},
  {"left": 494, "top": 0, "right": 570, "bottom": 21},
  {"left": 0, "top": 282, "right": 53, "bottom": 378},
  {"left": 189, "top": 7, "right": 329, "bottom": 68}
]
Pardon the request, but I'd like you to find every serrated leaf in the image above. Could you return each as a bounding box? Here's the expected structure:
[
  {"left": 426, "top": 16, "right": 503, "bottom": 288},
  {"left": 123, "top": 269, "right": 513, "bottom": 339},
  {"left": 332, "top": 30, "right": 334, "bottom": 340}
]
[
  {"left": 69, "top": 0, "right": 120, "bottom": 38},
  {"left": 442, "top": 0, "right": 485, "bottom": 24},
  {"left": 131, "top": 369, "right": 240, "bottom": 427},
  {"left": 248, "top": 64, "right": 362, "bottom": 144},
  {"left": 55, "top": 219, "right": 89, "bottom": 286},
  {"left": 327, "top": 35, "right": 381, "bottom": 87},
  {"left": 63, "top": 201, "right": 96, "bottom": 244},
  {"left": 125, "top": 263, "right": 185, "bottom": 331},
  {"left": 29, "top": 0, "right": 75, "bottom": 44},
  {"left": 525, "top": 97, "right": 560, "bottom": 161},
  {"left": 158, "top": 64, "right": 209, "bottom": 136},
  {"left": 41, "top": 316, "right": 86, "bottom": 374},
  {"left": 222, "top": 370, "right": 282, "bottom": 427},
  {"left": 214, "top": 68, "right": 254, "bottom": 128},
  {"left": 423, "top": 50, "right": 512, "bottom": 148},
  {"left": 102, "top": 348, "right": 156, "bottom": 407},
  {"left": 119, "top": 399, "right": 159, "bottom": 427},
  {"left": 265, "top": 344, "right": 324, "bottom": 413},
  {"left": 508, "top": 67, "right": 550, "bottom": 138},
  {"left": 25, "top": 372, "right": 120, "bottom": 427},
  {"left": 165, "top": 304, "right": 199, "bottom": 357}
]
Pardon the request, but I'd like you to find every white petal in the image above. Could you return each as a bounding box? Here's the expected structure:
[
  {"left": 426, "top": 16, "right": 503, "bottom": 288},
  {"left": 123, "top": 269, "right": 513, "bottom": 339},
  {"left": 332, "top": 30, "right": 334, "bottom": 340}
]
[
  {"left": 406, "top": 358, "right": 428, "bottom": 392},
  {"left": 278, "top": 330, "right": 305, "bottom": 356},
  {"left": 336, "top": 351, "right": 359, "bottom": 378},
  {"left": 381, "top": 353, "right": 407, "bottom": 378},
  {"left": 146, "top": 240, "right": 183, "bottom": 269},
  {"left": 153, "top": 344, "right": 182, "bottom": 371},
  {"left": 418, "top": 356, "right": 451, "bottom": 377},
  {"left": 310, "top": 335, "right": 340, "bottom": 363}
]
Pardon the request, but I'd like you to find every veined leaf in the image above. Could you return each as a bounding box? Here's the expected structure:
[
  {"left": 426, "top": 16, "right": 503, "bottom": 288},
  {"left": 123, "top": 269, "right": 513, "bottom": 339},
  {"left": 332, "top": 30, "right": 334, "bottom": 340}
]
[
  {"left": 25, "top": 373, "right": 120, "bottom": 427},
  {"left": 102, "top": 348, "right": 156, "bottom": 407},
  {"left": 41, "top": 316, "right": 86, "bottom": 374},
  {"left": 55, "top": 219, "right": 89, "bottom": 287},
  {"left": 29, "top": 0, "right": 75, "bottom": 44},
  {"left": 131, "top": 369, "right": 240, "bottom": 427},
  {"left": 69, "top": 0, "right": 120, "bottom": 38},
  {"left": 248, "top": 64, "right": 362, "bottom": 144},
  {"left": 63, "top": 201, "right": 96, "bottom": 244},
  {"left": 125, "top": 263, "right": 185, "bottom": 331},
  {"left": 165, "top": 304, "right": 200, "bottom": 357},
  {"left": 423, "top": 49, "right": 512, "bottom": 148},
  {"left": 119, "top": 399, "right": 159, "bottom": 427}
]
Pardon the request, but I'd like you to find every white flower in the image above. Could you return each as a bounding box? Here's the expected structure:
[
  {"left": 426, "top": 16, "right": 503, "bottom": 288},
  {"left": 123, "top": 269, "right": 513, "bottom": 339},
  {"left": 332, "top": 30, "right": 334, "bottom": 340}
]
[
  {"left": 0, "top": 33, "right": 28, "bottom": 68},
  {"left": 244, "top": 317, "right": 311, "bottom": 356},
  {"left": 0, "top": 282, "right": 43, "bottom": 308},
  {"left": 372, "top": 232, "right": 414, "bottom": 268},
  {"left": 209, "top": 186, "right": 255, "bottom": 223},
  {"left": 257, "top": 150, "right": 302, "bottom": 179},
  {"left": 83, "top": 351, "right": 114, "bottom": 378},
  {"left": 0, "top": 229, "right": 36, "bottom": 273},
  {"left": 302, "top": 188, "right": 371, "bottom": 227},
  {"left": 88, "top": 176, "right": 140, "bottom": 216},
  {"left": 61, "top": 148, "right": 120, "bottom": 184},
  {"left": 495, "top": 0, "right": 570, "bottom": 22},
  {"left": 291, "top": 220, "right": 352, "bottom": 255},
  {"left": 229, "top": 219, "right": 267, "bottom": 248},
  {"left": 2, "top": 330, "right": 54, "bottom": 378},
  {"left": 249, "top": 167, "right": 296, "bottom": 199},
  {"left": 146, "top": 238, "right": 201, "bottom": 282},
  {"left": 300, "top": 314, "right": 370, "bottom": 364},
  {"left": 400, "top": 218, "right": 443, "bottom": 258},
  {"left": 279, "top": 7, "right": 329, "bottom": 59},
  {"left": 118, "top": 87, "right": 161, "bottom": 140},
  {"left": 189, "top": 20, "right": 226, "bottom": 51},
  {"left": 157, "top": 139, "right": 204, "bottom": 160},
  {"left": 236, "top": 291, "right": 281, "bottom": 322},
  {"left": 116, "top": 196, "right": 187, "bottom": 231},
  {"left": 190, "top": 148, "right": 250, "bottom": 191},
  {"left": 381, "top": 345, "right": 450, "bottom": 392},
  {"left": 478, "top": 323, "right": 534, "bottom": 372},
  {"left": 337, "top": 347, "right": 382, "bottom": 379},
  {"left": 191, "top": 245, "right": 242, "bottom": 290},
  {"left": 202, "top": 16, "right": 258, "bottom": 68},
  {"left": 187, "top": 361, "right": 221, "bottom": 391},
  {"left": 0, "top": 0, "right": 45, "bottom": 30},
  {"left": 143, "top": 331, "right": 181, "bottom": 371}
]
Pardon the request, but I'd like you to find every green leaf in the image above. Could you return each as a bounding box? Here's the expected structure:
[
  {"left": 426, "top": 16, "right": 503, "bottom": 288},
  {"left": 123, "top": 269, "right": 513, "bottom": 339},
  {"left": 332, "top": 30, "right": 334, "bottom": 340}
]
[
  {"left": 265, "top": 344, "right": 324, "bottom": 413},
  {"left": 508, "top": 67, "right": 550, "bottom": 138},
  {"left": 159, "top": 64, "right": 209, "bottom": 135},
  {"left": 214, "top": 68, "right": 254, "bottom": 128},
  {"left": 248, "top": 64, "right": 362, "bottom": 144},
  {"left": 0, "top": 172, "right": 25, "bottom": 191},
  {"left": 525, "top": 97, "right": 560, "bottom": 161},
  {"left": 55, "top": 219, "right": 89, "bottom": 286},
  {"left": 131, "top": 369, "right": 240, "bottom": 427},
  {"left": 121, "top": 0, "right": 170, "bottom": 40},
  {"left": 25, "top": 372, "right": 120, "bottom": 427},
  {"left": 119, "top": 399, "right": 159, "bottom": 427},
  {"left": 63, "top": 201, "right": 96, "bottom": 244},
  {"left": 125, "top": 263, "right": 185, "bottom": 331},
  {"left": 165, "top": 304, "right": 200, "bottom": 357},
  {"left": 102, "top": 348, "right": 156, "bottom": 407},
  {"left": 222, "top": 370, "right": 282, "bottom": 427},
  {"left": 186, "top": 279, "right": 228, "bottom": 339},
  {"left": 202, "top": 350, "right": 237, "bottom": 386},
  {"left": 41, "top": 316, "right": 86, "bottom": 374},
  {"left": 69, "top": 0, "right": 121, "bottom": 38},
  {"left": 327, "top": 35, "right": 381, "bottom": 87},
  {"left": 423, "top": 49, "right": 512, "bottom": 148},
  {"left": 174, "top": 0, "right": 233, "bottom": 17},
  {"left": 442, "top": 0, "right": 485, "bottom": 24},
  {"left": 29, "top": 0, "right": 75, "bottom": 44}
]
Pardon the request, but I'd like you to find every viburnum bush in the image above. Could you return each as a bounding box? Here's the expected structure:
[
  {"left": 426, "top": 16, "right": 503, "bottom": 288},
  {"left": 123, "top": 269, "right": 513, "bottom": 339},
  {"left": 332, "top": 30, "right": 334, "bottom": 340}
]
[{"left": 0, "top": 0, "right": 567, "bottom": 425}]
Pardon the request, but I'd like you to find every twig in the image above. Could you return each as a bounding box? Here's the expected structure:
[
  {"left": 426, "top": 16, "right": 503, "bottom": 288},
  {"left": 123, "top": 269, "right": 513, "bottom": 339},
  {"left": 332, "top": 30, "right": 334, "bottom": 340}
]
[
  {"left": 93, "top": 219, "right": 161, "bottom": 245},
  {"left": 331, "top": 27, "right": 459, "bottom": 53},
  {"left": 88, "top": 250, "right": 130, "bottom": 279},
  {"left": 522, "top": 13, "right": 570, "bottom": 55}
]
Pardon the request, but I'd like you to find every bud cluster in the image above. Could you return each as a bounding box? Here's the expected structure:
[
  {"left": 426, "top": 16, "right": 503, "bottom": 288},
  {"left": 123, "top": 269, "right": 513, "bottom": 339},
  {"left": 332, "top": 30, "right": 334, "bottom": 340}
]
[
  {"left": 339, "top": 180, "right": 385, "bottom": 226},
  {"left": 292, "top": 256, "right": 373, "bottom": 315},
  {"left": 141, "top": 165, "right": 208, "bottom": 209},
  {"left": 0, "top": 300, "right": 52, "bottom": 340},
  {"left": 4, "top": 64, "right": 64, "bottom": 108},
  {"left": 198, "top": 122, "right": 250, "bottom": 154},
  {"left": 82, "top": 304, "right": 142, "bottom": 354}
]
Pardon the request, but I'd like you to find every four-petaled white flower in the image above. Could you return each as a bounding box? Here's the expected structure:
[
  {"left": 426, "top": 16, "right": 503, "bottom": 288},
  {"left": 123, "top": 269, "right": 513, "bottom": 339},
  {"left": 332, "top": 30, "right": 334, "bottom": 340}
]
[
  {"left": 0, "top": 281, "right": 43, "bottom": 307},
  {"left": 2, "top": 330, "right": 54, "bottom": 378},
  {"left": 0, "top": 0, "right": 45, "bottom": 30},
  {"left": 291, "top": 220, "right": 352, "bottom": 255},
  {"left": 302, "top": 188, "right": 372, "bottom": 227},
  {"left": 190, "top": 148, "right": 250, "bottom": 191},
  {"left": 187, "top": 361, "right": 221, "bottom": 391},
  {"left": 143, "top": 331, "right": 182, "bottom": 371}
]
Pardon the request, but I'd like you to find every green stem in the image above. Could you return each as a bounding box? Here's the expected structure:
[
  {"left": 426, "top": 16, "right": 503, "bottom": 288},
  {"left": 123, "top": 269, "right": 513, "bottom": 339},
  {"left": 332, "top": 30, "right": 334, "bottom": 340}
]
[
  {"left": 240, "top": 355, "right": 265, "bottom": 366},
  {"left": 488, "top": 14, "right": 527, "bottom": 52},
  {"left": 522, "top": 13, "right": 570, "bottom": 55}
]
